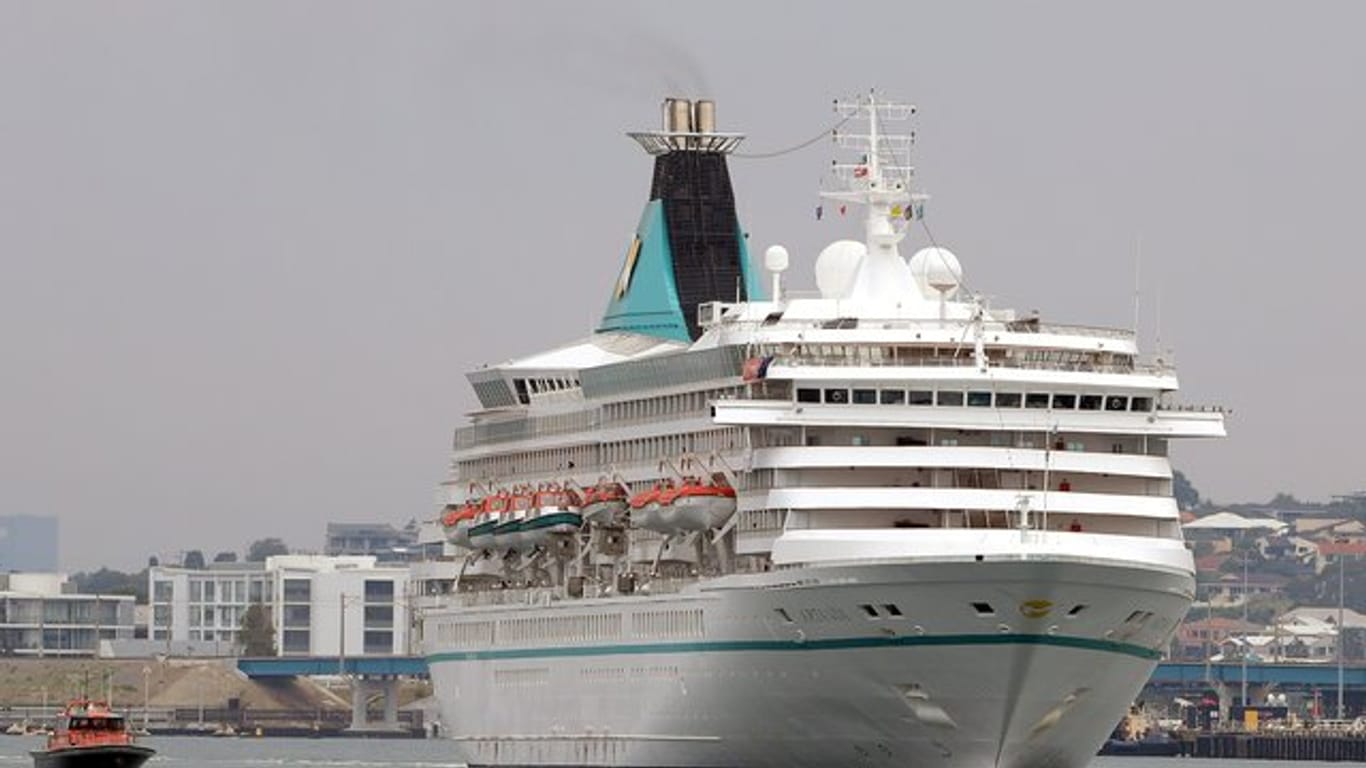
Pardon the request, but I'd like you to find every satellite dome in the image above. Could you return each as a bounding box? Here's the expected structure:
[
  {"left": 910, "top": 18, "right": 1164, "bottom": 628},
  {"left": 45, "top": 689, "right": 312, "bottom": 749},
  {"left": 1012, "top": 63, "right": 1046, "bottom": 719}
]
[
  {"left": 909, "top": 246, "right": 963, "bottom": 297},
  {"left": 815, "top": 240, "right": 866, "bottom": 299},
  {"left": 764, "top": 245, "right": 790, "bottom": 273}
]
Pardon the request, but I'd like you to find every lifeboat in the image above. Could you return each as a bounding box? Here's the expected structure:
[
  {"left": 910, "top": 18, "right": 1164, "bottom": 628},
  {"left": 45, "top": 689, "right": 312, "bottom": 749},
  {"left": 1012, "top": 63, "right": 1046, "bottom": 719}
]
[
  {"left": 440, "top": 500, "right": 481, "bottom": 548},
  {"left": 660, "top": 478, "right": 737, "bottom": 531},
  {"left": 468, "top": 493, "right": 509, "bottom": 551},
  {"left": 629, "top": 482, "right": 670, "bottom": 533},
  {"left": 523, "top": 488, "right": 583, "bottom": 545},
  {"left": 493, "top": 490, "right": 534, "bottom": 550},
  {"left": 581, "top": 483, "right": 630, "bottom": 526}
]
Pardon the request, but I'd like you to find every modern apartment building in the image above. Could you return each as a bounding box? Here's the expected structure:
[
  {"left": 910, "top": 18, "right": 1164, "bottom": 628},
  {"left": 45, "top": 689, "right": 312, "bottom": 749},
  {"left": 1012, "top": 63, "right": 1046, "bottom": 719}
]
[
  {"left": 0, "top": 573, "right": 135, "bottom": 656},
  {"left": 147, "top": 555, "right": 410, "bottom": 656}
]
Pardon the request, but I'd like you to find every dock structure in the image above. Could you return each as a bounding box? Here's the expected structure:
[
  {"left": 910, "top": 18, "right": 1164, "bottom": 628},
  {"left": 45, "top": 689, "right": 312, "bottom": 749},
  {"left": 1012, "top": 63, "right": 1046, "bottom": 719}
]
[
  {"left": 236, "top": 656, "right": 428, "bottom": 732},
  {"left": 1180, "top": 731, "right": 1366, "bottom": 760}
]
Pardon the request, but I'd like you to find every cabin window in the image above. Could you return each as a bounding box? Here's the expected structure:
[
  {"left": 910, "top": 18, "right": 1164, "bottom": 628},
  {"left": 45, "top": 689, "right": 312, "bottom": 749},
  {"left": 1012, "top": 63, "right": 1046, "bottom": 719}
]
[
  {"left": 1105, "top": 396, "right": 1128, "bottom": 412},
  {"left": 1078, "top": 395, "right": 1103, "bottom": 411},
  {"left": 880, "top": 389, "right": 906, "bottom": 405},
  {"left": 995, "top": 392, "right": 1022, "bottom": 408},
  {"left": 967, "top": 391, "right": 992, "bottom": 407},
  {"left": 852, "top": 389, "right": 877, "bottom": 405},
  {"left": 796, "top": 388, "right": 821, "bottom": 403},
  {"left": 1025, "top": 393, "right": 1050, "bottom": 409},
  {"left": 824, "top": 388, "right": 849, "bottom": 404},
  {"left": 971, "top": 602, "right": 995, "bottom": 616},
  {"left": 1130, "top": 396, "right": 1153, "bottom": 412},
  {"left": 937, "top": 390, "right": 964, "bottom": 407},
  {"left": 1052, "top": 393, "right": 1077, "bottom": 410},
  {"left": 882, "top": 603, "right": 904, "bottom": 617},
  {"left": 909, "top": 390, "right": 934, "bottom": 405}
]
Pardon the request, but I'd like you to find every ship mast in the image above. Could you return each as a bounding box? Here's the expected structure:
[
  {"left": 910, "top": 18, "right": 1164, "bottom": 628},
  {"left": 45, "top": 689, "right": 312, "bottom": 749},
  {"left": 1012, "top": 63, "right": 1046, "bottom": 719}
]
[
  {"left": 820, "top": 91, "right": 930, "bottom": 303},
  {"left": 822, "top": 92, "right": 925, "bottom": 252}
]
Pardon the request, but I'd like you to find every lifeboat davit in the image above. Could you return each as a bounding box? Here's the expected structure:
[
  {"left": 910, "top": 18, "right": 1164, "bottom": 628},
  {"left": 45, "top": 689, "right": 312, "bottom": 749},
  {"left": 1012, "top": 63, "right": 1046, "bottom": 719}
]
[
  {"left": 523, "top": 488, "right": 583, "bottom": 545},
  {"left": 493, "top": 490, "right": 534, "bottom": 550},
  {"left": 440, "top": 500, "right": 481, "bottom": 548},
  {"left": 468, "top": 493, "right": 509, "bottom": 551},
  {"left": 661, "top": 478, "right": 737, "bottom": 531},
  {"left": 581, "top": 483, "right": 629, "bottom": 526}
]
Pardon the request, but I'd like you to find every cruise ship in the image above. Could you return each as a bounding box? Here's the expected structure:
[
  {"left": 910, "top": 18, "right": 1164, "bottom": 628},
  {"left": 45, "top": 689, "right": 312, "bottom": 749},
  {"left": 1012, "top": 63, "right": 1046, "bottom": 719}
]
[{"left": 422, "top": 94, "right": 1225, "bottom": 768}]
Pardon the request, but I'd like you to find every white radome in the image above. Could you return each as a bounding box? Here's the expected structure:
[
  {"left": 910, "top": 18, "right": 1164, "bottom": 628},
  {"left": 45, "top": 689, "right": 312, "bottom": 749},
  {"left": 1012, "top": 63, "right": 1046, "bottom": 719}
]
[
  {"left": 909, "top": 245, "right": 963, "bottom": 298},
  {"left": 814, "top": 239, "right": 866, "bottom": 298}
]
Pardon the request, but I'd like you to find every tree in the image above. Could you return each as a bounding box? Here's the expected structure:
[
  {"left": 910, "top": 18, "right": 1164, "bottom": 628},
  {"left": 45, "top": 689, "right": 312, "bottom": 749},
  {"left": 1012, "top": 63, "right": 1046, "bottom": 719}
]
[
  {"left": 183, "top": 550, "right": 206, "bottom": 570},
  {"left": 247, "top": 538, "right": 289, "bottom": 562},
  {"left": 1173, "top": 470, "right": 1200, "bottom": 510},
  {"left": 71, "top": 567, "right": 149, "bottom": 603},
  {"left": 213, "top": 551, "right": 238, "bottom": 563},
  {"left": 239, "top": 603, "right": 276, "bottom": 656}
]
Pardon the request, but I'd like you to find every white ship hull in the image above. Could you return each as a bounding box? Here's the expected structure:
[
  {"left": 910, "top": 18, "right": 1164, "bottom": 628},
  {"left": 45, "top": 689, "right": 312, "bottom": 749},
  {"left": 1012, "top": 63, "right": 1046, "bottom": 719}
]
[{"left": 426, "top": 554, "right": 1192, "bottom": 768}]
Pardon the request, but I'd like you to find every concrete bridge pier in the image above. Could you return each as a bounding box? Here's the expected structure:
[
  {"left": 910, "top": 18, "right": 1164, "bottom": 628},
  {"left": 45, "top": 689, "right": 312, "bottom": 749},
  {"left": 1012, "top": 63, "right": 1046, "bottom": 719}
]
[{"left": 349, "top": 676, "right": 402, "bottom": 731}]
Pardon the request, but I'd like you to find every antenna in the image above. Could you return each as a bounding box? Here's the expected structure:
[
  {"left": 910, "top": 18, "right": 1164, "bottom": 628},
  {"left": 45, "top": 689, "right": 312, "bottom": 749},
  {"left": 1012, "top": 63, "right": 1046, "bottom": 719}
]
[{"left": 1133, "top": 235, "right": 1142, "bottom": 340}]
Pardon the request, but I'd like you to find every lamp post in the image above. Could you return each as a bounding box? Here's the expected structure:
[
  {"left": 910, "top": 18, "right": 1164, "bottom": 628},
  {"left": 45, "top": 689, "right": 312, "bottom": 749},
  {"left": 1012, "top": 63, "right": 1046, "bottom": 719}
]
[
  {"left": 1338, "top": 548, "right": 1346, "bottom": 719},
  {"left": 1241, "top": 552, "right": 1249, "bottom": 707},
  {"left": 142, "top": 666, "right": 151, "bottom": 730}
]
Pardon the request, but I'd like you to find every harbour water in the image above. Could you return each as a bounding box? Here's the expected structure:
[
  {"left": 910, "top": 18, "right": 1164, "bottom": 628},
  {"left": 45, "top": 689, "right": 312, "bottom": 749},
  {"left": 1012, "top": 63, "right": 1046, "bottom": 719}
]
[
  {"left": 0, "top": 738, "right": 1352, "bottom": 768},
  {"left": 0, "top": 735, "right": 462, "bottom": 767}
]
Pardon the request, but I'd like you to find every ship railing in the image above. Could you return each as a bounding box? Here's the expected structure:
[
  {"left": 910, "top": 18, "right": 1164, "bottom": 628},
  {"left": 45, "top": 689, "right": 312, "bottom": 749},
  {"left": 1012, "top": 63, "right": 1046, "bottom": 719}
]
[
  {"left": 717, "top": 299, "right": 1137, "bottom": 341},
  {"left": 448, "top": 576, "right": 698, "bottom": 607},
  {"left": 769, "top": 354, "right": 1161, "bottom": 376},
  {"left": 1155, "top": 403, "right": 1227, "bottom": 414}
]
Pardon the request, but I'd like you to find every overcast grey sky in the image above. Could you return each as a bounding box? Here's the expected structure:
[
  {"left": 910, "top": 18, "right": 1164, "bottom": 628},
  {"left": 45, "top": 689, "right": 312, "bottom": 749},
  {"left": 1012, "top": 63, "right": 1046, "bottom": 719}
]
[{"left": 2, "top": 2, "right": 1361, "bottom": 570}]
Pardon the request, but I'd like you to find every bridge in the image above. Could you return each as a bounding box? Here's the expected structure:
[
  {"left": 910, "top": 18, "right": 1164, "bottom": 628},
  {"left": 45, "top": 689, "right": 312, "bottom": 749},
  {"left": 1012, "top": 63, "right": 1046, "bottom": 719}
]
[
  {"left": 1151, "top": 662, "right": 1366, "bottom": 688},
  {"left": 237, "top": 656, "right": 429, "bottom": 732}
]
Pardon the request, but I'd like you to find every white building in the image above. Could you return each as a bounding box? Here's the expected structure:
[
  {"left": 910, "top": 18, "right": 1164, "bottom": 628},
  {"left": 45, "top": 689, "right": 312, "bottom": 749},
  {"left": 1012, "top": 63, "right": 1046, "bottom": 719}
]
[
  {"left": 0, "top": 573, "right": 136, "bottom": 656},
  {"left": 147, "top": 555, "right": 410, "bottom": 657}
]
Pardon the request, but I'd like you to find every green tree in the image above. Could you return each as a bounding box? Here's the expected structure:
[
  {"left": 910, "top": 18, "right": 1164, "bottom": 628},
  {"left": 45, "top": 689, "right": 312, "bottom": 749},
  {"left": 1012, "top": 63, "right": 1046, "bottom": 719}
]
[
  {"left": 183, "top": 550, "right": 206, "bottom": 569},
  {"left": 246, "top": 538, "right": 289, "bottom": 562},
  {"left": 1173, "top": 470, "right": 1200, "bottom": 510},
  {"left": 213, "top": 551, "right": 238, "bottom": 563},
  {"left": 240, "top": 603, "right": 276, "bottom": 656}
]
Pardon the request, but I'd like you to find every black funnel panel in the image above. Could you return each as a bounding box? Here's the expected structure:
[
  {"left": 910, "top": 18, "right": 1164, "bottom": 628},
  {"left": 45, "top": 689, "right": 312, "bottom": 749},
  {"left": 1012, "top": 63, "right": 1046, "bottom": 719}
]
[{"left": 650, "top": 151, "right": 746, "bottom": 340}]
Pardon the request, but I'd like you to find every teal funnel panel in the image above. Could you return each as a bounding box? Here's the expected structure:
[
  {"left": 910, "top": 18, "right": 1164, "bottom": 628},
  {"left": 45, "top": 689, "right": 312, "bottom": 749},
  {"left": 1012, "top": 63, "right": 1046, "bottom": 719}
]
[
  {"left": 597, "top": 200, "right": 690, "bottom": 342},
  {"left": 737, "top": 226, "right": 766, "bottom": 302}
]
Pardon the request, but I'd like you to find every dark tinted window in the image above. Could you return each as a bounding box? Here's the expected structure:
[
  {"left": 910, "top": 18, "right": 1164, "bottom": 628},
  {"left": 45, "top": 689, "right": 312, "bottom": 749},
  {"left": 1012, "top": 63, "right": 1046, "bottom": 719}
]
[
  {"left": 1025, "top": 393, "right": 1050, "bottom": 409},
  {"left": 1105, "top": 396, "right": 1128, "bottom": 412},
  {"left": 967, "top": 391, "right": 992, "bottom": 407},
  {"left": 937, "top": 390, "right": 964, "bottom": 407},
  {"left": 852, "top": 389, "right": 877, "bottom": 404},
  {"left": 1079, "top": 395, "right": 1103, "bottom": 411},
  {"left": 796, "top": 388, "right": 820, "bottom": 403},
  {"left": 879, "top": 389, "right": 905, "bottom": 405},
  {"left": 995, "top": 392, "right": 1022, "bottom": 408},
  {"left": 909, "top": 390, "right": 934, "bottom": 405},
  {"left": 1130, "top": 396, "right": 1153, "bottom": 412},
  {"left": 824, "top": 388, "right": 849, "bottom": 404},
  {"left": 1052, "top": 394, "right": 1077, "bottom": 410}
]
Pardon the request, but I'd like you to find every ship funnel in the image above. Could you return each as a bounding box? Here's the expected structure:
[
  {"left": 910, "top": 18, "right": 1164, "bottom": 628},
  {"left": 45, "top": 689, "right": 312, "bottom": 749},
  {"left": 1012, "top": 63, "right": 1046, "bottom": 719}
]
[
  {"left": 693, "top": 100, "right": 716, "bottom": 134},
  {"left": 604, "top": 99, "right": 764, "bottom": 342},
  {"left": 665, "top": 98, "right": 694, "bottom": 133}
]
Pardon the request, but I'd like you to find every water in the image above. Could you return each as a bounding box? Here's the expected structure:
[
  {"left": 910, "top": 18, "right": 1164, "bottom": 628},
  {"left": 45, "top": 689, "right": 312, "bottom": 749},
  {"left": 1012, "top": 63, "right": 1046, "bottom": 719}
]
[
  {"left": 0, "top": 736, "right": 464, "bottom": 767},
  {"left": 0, "top": 739, "right": 1349, "bottom": 768}
]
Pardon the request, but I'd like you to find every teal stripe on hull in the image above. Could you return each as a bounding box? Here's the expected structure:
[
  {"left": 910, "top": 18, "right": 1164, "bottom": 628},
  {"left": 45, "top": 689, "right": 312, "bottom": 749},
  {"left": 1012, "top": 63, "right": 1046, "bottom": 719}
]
[
  {"left": 522, "top": 512, "right": 583, "bottom": 532},
  {"left": 427, "top": 632, "right": 1161, "bottom": 664}
]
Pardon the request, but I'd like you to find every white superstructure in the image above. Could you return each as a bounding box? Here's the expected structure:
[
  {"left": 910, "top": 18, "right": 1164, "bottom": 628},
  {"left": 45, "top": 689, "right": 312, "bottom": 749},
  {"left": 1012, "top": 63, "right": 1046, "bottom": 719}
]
[{"left": 422, "top": 94, "right": 1225, "bottom": 768}]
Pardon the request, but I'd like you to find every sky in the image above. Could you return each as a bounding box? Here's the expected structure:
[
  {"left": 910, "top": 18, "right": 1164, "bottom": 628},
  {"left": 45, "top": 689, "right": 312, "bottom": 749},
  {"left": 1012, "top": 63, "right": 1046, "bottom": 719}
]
[{"left": 1, "top": 2, "right": 1362, "bottom": 571}]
